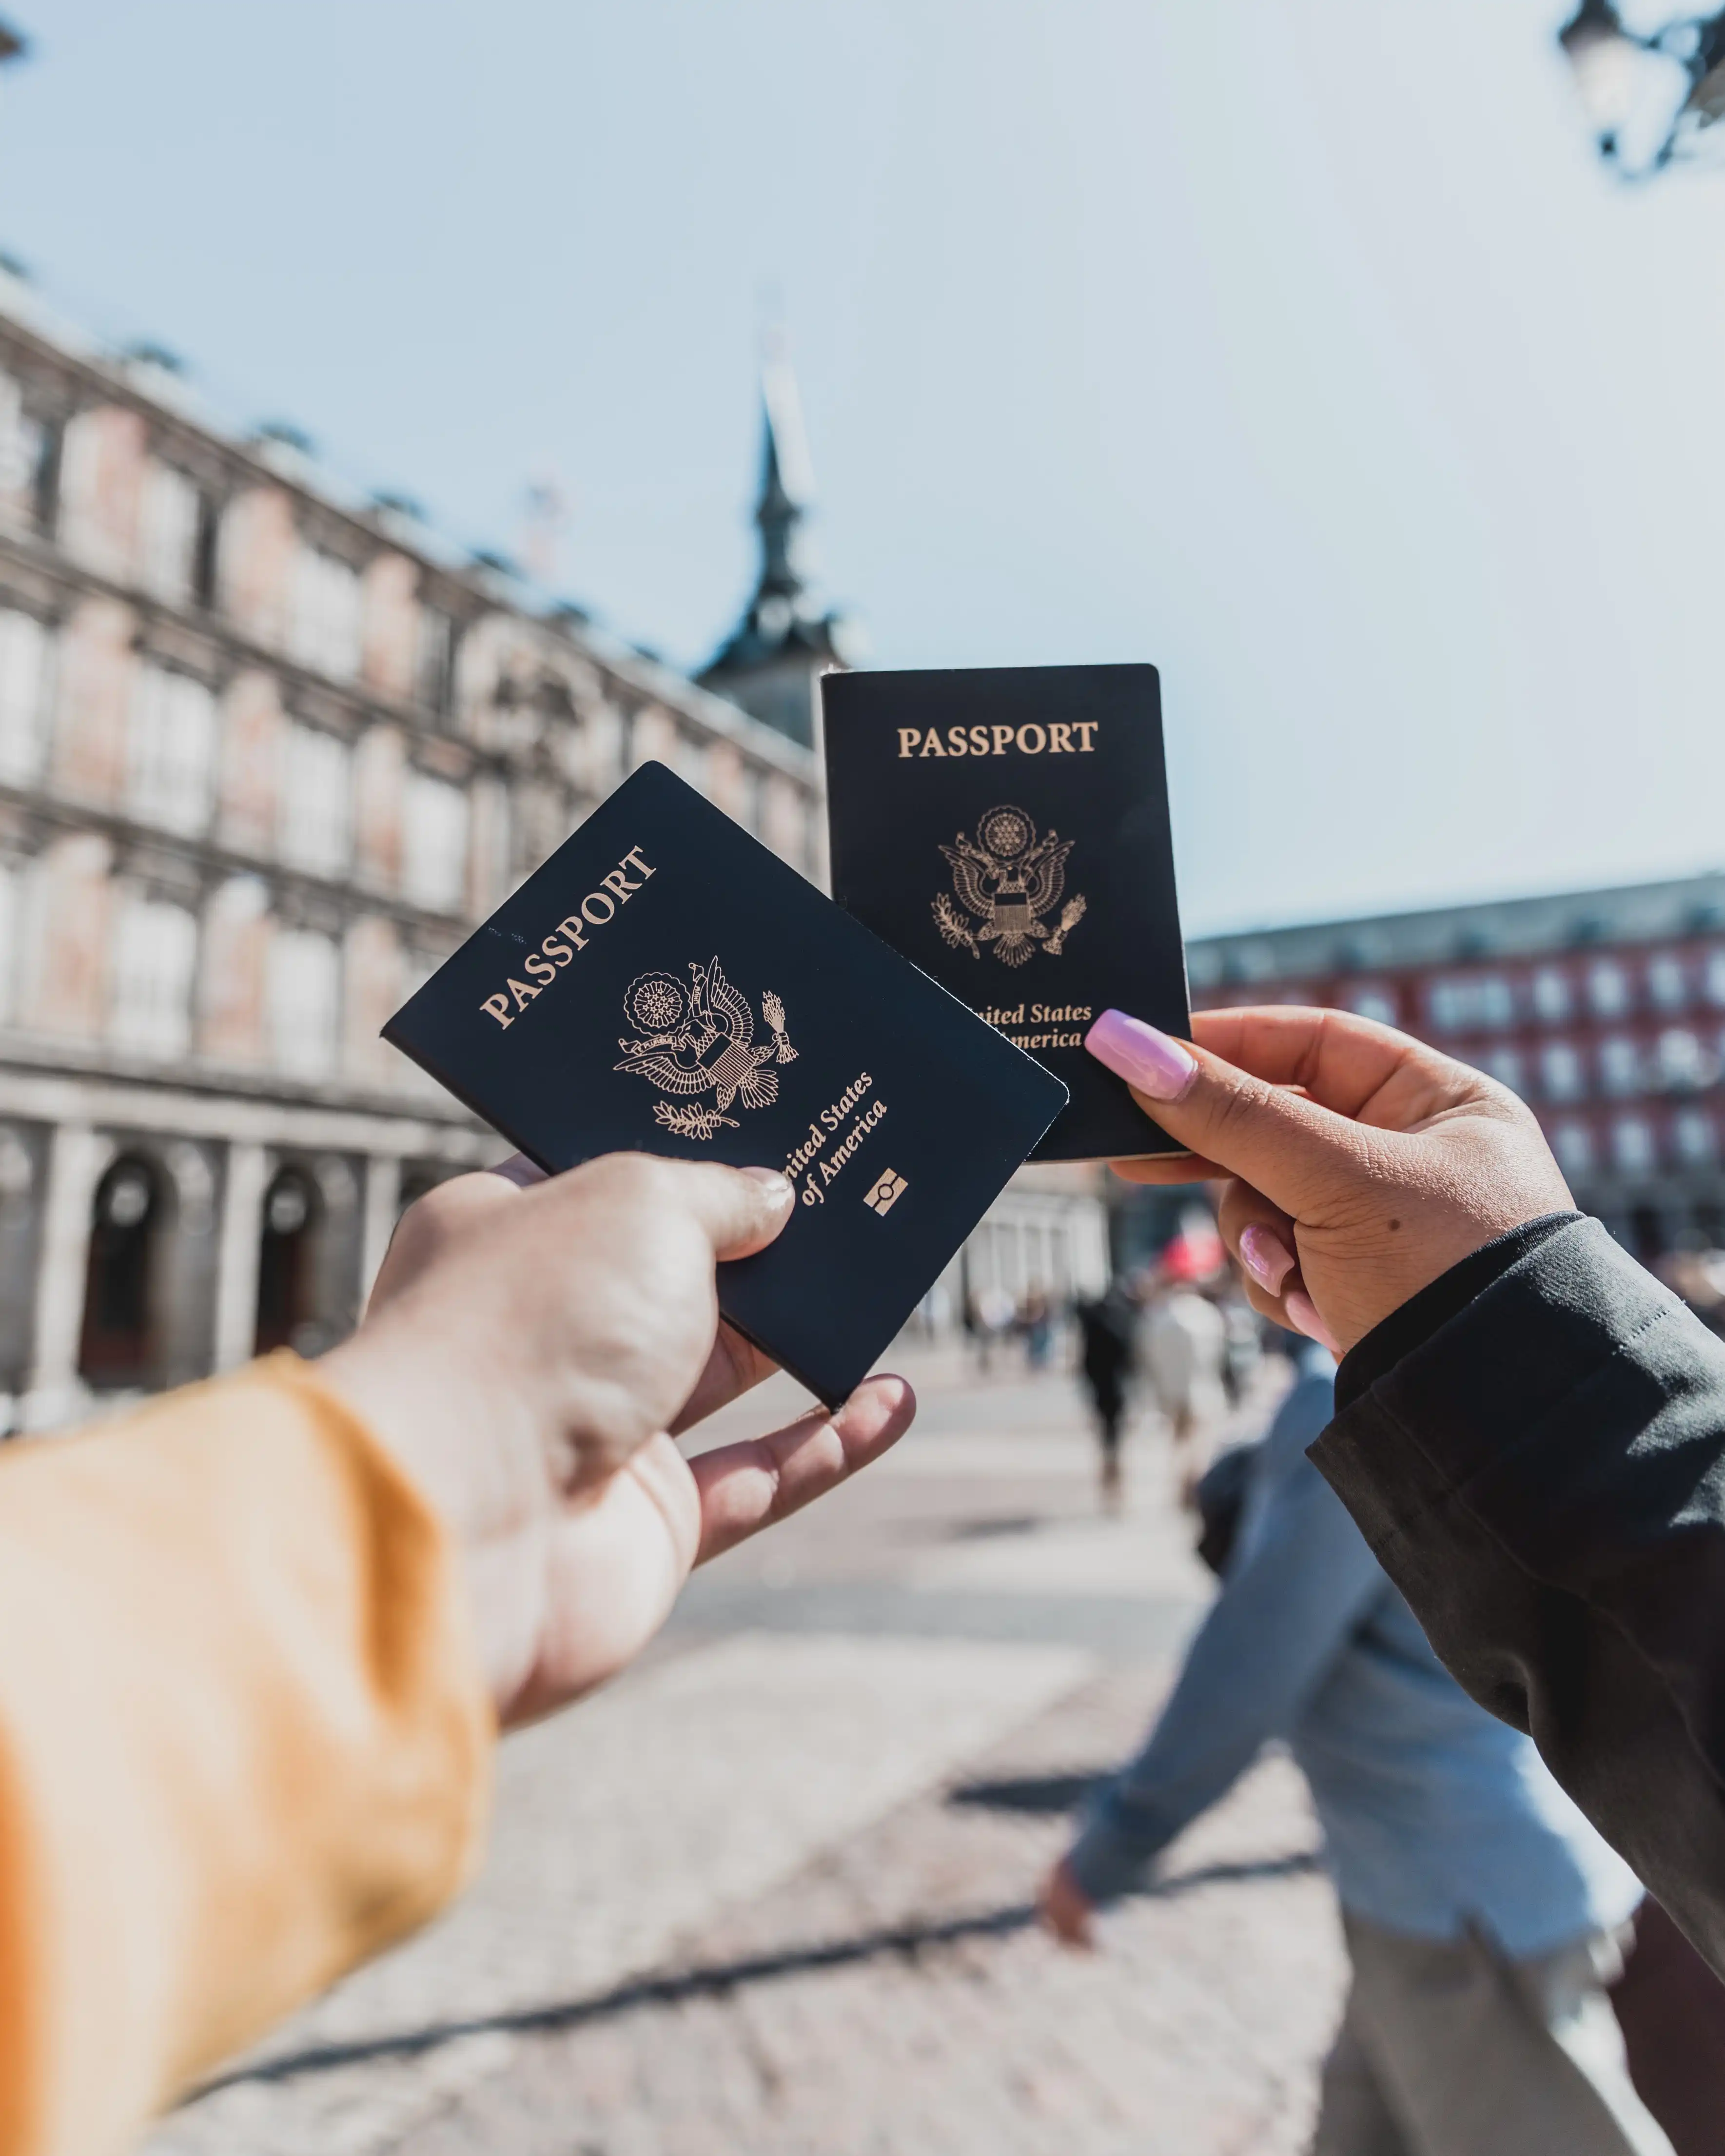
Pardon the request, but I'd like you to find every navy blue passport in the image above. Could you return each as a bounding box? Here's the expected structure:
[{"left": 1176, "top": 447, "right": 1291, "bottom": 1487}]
[
  {"left": 821, "top": 664, "right": 1191, "bottom": 1162},
  {"left": 382, "top": 762, "right": 1066, "bottom": 1407}
]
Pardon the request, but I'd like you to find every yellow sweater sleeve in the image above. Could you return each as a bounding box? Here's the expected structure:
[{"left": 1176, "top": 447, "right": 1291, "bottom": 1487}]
[{"left": 0, "top": 1353, "right": 495, "bottom": 2156}]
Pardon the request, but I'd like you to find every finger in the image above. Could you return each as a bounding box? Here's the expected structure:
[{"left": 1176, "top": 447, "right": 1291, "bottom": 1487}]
[
  {"left": 1215, "top": 1179, "right": 1300, "bottom": 1303},
  {"left": 367, "top": 1168, "right": 524, "bottom": 1312},
  {"left": 1085, "top": 1010, "right": 1400, "bottom": 1219},
  {"left": 688, "top": 1373, "right": 916, "bottom": 1566},
  {"left": 1187, "top": 1006, "right": 1480, "bottom": 1125},
  {"left": 581, "top": 1154, "right": 796, "bottom": 1263},
  {"left": 669, "top": 1320, "right": 778, "bottom": 1436},
  {"left": 1213, "top": 1177, "right": 1338, "bottom": 1347},
  {"left": 1110, "top": 1154, "right": 1228, "bottom": 1186},
  {"left": 488, "top": 1152, "right": 548, "bottom": 1188}
]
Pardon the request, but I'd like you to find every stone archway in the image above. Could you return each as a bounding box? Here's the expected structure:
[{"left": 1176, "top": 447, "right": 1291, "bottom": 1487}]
[
  {"left": 254, "top": 1165, "right": 321, "bottom": 1355},
  {"left": 78, "top": 1153, "right": 167, "bottom": 1390}
]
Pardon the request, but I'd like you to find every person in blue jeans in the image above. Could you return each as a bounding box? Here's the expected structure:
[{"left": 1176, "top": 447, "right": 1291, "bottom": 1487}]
[{"left": 1039, "top": 1341, "right": 1671, "bottom": 2156}]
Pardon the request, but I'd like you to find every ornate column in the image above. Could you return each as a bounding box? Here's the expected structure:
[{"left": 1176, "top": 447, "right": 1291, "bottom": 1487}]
[
  {"left": 211, "top": 1140, "right": 268, "bottom": 1371},
  {"left": 23, "top": 1121, "right": 112, "bottom": 1429}
]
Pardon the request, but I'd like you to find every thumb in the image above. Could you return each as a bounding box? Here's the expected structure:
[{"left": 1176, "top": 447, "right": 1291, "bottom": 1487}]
[
  {"left": 587, "top": 1156, "right": 796, "bottom": 1262},
  {"left": 1085, "top": 1009, "right": 1373, "bottom": 1218}
]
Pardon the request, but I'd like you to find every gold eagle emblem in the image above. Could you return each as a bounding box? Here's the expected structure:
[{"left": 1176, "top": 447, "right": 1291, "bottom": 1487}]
[
  {"left": 933, "top": 805, "right": 1087, "bottom": 968},
  {"left": 614, "top": 959, "right": 796, "bottom": 1140}
]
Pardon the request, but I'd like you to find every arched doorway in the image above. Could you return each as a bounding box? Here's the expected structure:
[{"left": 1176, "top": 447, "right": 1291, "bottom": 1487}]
[
  {"left": 254, "top": 1166, "right": 320, "bottom": 1355},
  {"left": 78, "top": 1155, "right": 165, "bottom": 1389}
]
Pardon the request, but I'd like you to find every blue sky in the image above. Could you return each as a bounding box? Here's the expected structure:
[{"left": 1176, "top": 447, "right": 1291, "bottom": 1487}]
[{"left": 1, "top": 1, "right": 1722, "bottom": 936}]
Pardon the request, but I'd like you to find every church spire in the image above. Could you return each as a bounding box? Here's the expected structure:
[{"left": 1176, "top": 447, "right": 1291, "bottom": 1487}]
[
  {"left": 699, "top": 334, "right": 862, "bottom": 749},
  {"left": 753, "top": 337, "right": 816, "bottom": 602}
]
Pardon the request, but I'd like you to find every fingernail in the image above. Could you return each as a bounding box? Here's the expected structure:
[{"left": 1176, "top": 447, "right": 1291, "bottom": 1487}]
[
  {"left": 488, "top": 1153, "right": 547, "bottom": 1188},
  {"left": 1285, "top": 1291, "right": 1341, "bottom": 1356},
  {"left": 741, "top": 1166, "right": 793, "bottom": 1200},
  {"left": 1084, "top": 1010, "right": 1198, "bottom": 1102},
  {"left": 1239, "top": 1224, "right": 1295, "bottom": 1295}
]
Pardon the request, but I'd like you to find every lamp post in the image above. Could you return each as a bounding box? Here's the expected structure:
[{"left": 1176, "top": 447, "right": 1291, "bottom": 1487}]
[{"left": 1557, "top": 0, "right": 1725, "bottom": 176}]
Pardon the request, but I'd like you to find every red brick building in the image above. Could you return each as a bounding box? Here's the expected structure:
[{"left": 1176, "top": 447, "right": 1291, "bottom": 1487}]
[{"left": 1187, "top": 874, "right": 1725, "bottom": 1261}]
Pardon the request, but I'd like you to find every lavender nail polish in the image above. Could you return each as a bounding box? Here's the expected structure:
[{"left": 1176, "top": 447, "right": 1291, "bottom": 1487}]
[
  {"left": 1084, "top": 1010, "right": 1198, "bottom": 1102},
  {"left": 1239, "top": 1224, "right": 1295, "bottom": 1295},
  {"left": 1285, "top": 1291, "right": 1341, "bottom": 1357}
]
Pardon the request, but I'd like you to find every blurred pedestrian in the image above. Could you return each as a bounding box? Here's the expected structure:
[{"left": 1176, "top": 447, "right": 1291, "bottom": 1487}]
[
  {"left": 1074, "top": 1278, "right": 1137, "bottom": 1511},
  {"left": 971, "top": 1283, "right": 1017, "bottom": 1373},
  {"left": 1040, "top": 1340, "right": 1670, "bottom": 2156},
  {"left": 1212, "top": 1269, "right": 1264, "bottom": 1404},
  {"left": 1141, "top": 1240, "right": 1227, "bottom": 1506},
  {"left": 1018, "top": 1285, "right": 1055, "bottom": 1370}
]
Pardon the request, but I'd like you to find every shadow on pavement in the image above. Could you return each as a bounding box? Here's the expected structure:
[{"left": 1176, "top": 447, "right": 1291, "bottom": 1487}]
[
  {"left": 190, "top": 1850, "right": 1321, "bottom": 2098},
  {"left": 946, "top": 1770, "right": 1101, "bottom": 1813}
]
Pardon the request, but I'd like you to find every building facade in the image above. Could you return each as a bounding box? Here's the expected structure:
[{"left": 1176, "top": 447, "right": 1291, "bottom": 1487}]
[
  {"left": 0, "top": 270, "right": 827, "bottom": 1430},
  {"left": 1188, "top": 871, "right": 1725, "bottom": 1261}
]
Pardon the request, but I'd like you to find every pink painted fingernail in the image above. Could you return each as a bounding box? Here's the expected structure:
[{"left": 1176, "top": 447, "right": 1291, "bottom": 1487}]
[
  {"left": 489, "top": 1153, "right": 548, "bottom": 1187},
  {"left": 1084, "top": 1010, "right": 1198, "bottom": 1102},
  {"left": 1285, "top": 1291, "right": 1341, "bottom": 1356},
  {"left": 1239, "top": 1225, "right": 1295, "bottom": 1295}
]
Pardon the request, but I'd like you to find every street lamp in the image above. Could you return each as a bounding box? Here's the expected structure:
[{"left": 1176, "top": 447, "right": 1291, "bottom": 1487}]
[{"left": 1557, "top": 0, "right": 1725, "bottom": 176}]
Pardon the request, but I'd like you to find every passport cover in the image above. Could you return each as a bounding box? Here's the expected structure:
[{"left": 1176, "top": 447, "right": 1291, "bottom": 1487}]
[
  {"left": 382, "top": 761, "right": 1067, "bottom": 1407},
  {"left": 821, "top": 663, "right": 1191, "bottom": 1161}
]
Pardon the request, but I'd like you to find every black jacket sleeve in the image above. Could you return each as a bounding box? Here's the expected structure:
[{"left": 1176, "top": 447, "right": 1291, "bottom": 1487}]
[{"left": 1311, "top": 1215, "right": 1725, "bottom": 1971}]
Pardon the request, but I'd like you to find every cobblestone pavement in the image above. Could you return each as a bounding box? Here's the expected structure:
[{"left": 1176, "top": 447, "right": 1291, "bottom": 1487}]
[{"left": 151, "top": 1345, "right": 1343, "bottom": 2156}]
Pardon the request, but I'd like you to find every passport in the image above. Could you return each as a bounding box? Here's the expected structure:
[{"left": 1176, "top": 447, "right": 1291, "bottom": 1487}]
[
  {"left": 382, "top": 761, "right": 1067, "bottom": 1407},
  {"left": 821, "top": 663, "right": 1191, "bottom": 1162}
]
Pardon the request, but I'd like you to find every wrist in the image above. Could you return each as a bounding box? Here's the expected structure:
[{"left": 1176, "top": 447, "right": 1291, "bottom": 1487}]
[{"left": 317, "top": 1320, "right": 552, "bottom": 1718}]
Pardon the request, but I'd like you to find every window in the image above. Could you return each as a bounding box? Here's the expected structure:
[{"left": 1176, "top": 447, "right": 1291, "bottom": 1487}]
[
  {"left": 1612, "top": 1115, "right": 1656, "bottom": 1175},
  {"left": 138, "top": 463, "right": 202, "bottom": 605},
  {"left": 1484, "top": 1047, "right": 1525, "bottom": 1095},
  {"left": 1598, "top": 1036, "right": 1641, "bottom": 1097},
  {"left": 1428, "top": 973, "right": 1514, "bottom": 1033},
  {"left": 415, "top": 606, "right": 458, "bottom": 718},
  {"left": 1675, "top": 1109, "right": 1718, "bottom": 1165},
  {"left": 1540, "top": 1042, "right": 1585, "bottom": 1102},
  {"left": 1551, "top": 1121, "right": 1594, "bottom": 1177},
  {"left": 0, "top": 373, "right": 58, "bottom": 535},
  {"left": 1588, "top": 960, "right": 1630, "bottom": 1018},
  {"left": 1347, "top": 986, "right": 1398, "bottom": 1026},
  {"left": 0, "top": 608, "right": 52, "bottom": 784},
  {"left": 401, "top": 771, "right": 469, "bottom": 913},
  {"left": 127, "top": 664, "right": 216, "bottom": 835},
  {"left": 192, "top": 492, "right": 220, "bottom": 610},
  {"left": 109, "top": 896, "right": 197, "bottom": 1058},
  {"left": 1647, "top": 953, "right": 1689, "bottom": 1013},
  {"left": 1657, "top": 1028, "right": 1708, "bottom": 1092},
  {"left": 290, "top": 546, "right": 362, "bottom": 679},
  {"left": 268, "top": 928, "right": 339, "bottom": 1078},
  {"left": 1706, "top": 950, "right": 1725, "bottom": 1009},
  {"left": 279, "top": 724, "right": 352, "bottom": 877},
  {"left": 1531, "top": 968, "right": 1572, "bottom": 1024}
]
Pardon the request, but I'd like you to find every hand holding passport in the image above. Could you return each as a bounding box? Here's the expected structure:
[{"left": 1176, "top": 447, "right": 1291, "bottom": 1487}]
[{"left": 384, "top": 665, "right": 1191, "bottom": 1408}]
